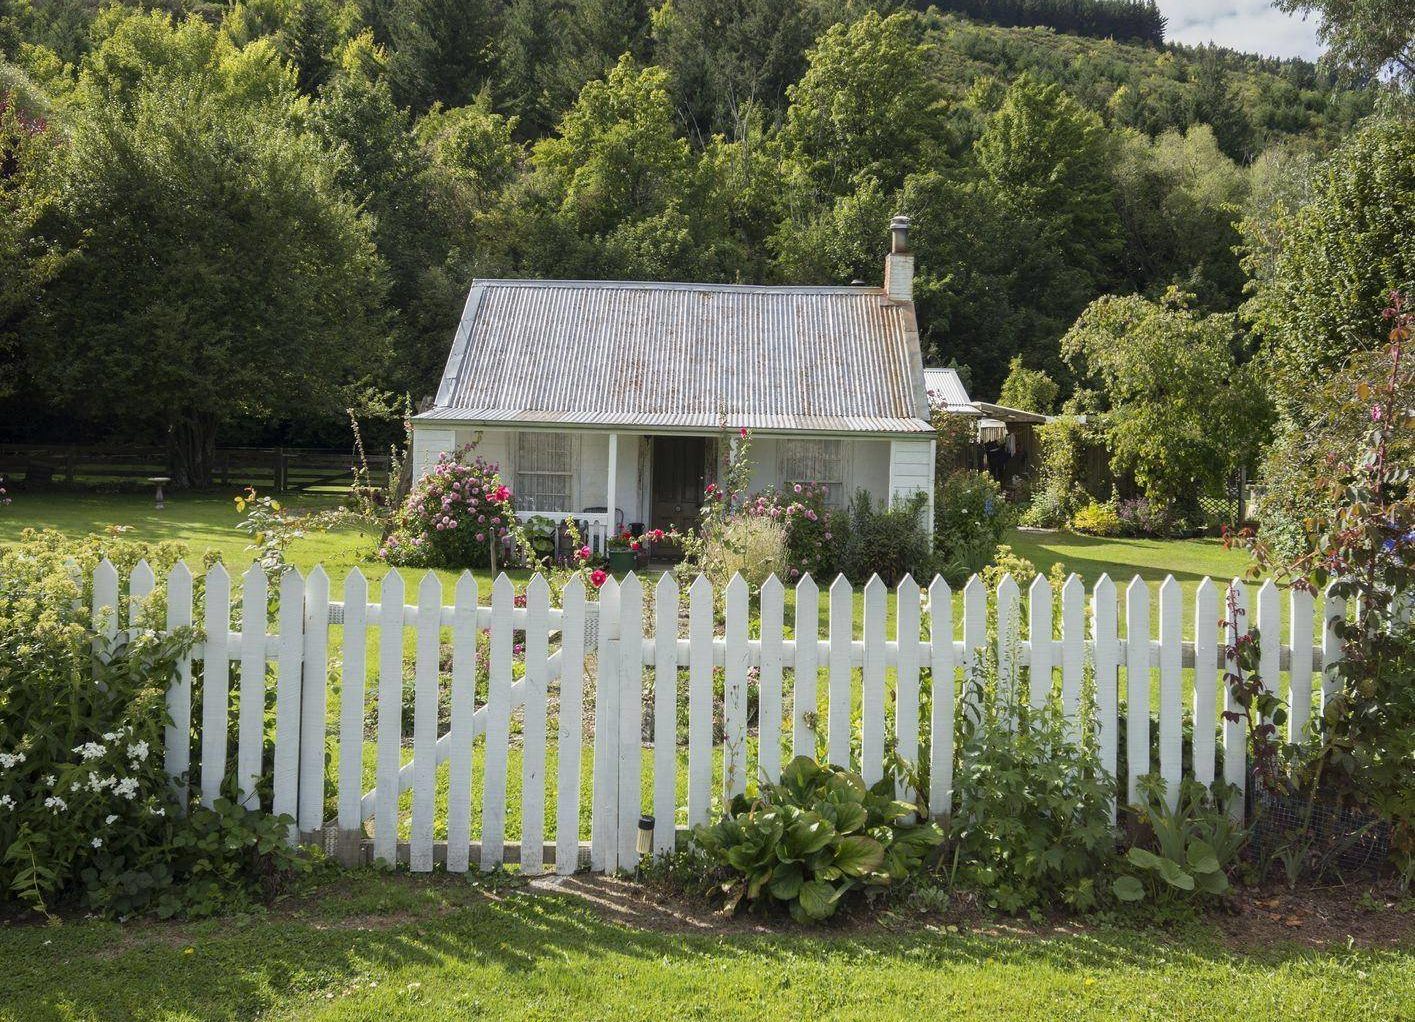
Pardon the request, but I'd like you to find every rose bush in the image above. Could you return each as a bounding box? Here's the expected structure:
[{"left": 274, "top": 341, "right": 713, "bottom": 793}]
[{"left": 380, "top": 447, "right": 516, "bottom": 569}]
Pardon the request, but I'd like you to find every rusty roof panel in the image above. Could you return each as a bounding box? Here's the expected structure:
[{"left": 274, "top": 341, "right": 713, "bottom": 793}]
[{"left": 425, "top": 279, "right": 932, "bottom": 434}]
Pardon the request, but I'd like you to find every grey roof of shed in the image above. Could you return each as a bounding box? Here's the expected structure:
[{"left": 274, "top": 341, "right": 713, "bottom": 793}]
[
  {"left": 416, "top": 279, "right": 933, "bottom": 435},
  {"left": 923, "top": 367, "right": 974, "bottom": 414}
]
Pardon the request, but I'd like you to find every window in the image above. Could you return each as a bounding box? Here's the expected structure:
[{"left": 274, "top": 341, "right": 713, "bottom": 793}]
[
  {"left": 516, "top": 433, "right": 572, "bottom": 512},
  {"left": 781, "top": 438, "right": 844, "bottom": 506}
]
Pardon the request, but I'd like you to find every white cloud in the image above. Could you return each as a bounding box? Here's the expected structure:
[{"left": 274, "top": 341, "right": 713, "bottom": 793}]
[{"left": 1158, "top": 1, "right": 1324, "bottom": 60}]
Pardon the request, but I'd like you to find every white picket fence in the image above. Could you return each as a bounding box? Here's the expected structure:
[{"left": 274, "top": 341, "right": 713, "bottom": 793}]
[{"left": 88, "top": 559, "right": 1347, "bottom": 874}]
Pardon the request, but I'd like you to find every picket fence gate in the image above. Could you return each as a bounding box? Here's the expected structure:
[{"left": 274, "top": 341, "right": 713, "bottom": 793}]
[{"left": 89, "top": 559, "right": 1348, "bottom": 875}]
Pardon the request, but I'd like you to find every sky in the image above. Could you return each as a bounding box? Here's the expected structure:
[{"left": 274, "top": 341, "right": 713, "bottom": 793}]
[{"left": 1158, "top": 1, "right": 1324, "bottom": 60}]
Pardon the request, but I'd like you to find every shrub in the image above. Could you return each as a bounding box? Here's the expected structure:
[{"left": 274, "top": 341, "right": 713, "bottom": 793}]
[
  {"left": 949, "top": 652, "right": 1119, "bottom": 914},
  {"left": 693, "top": 756, "right": 944, "bottom": 922},
  {"left": 837, "top": 490, "right": 931, "bottom": 585},
  {"left": 1070, "top": 498, "right": 1122, "bottom": 536},
  {"left": 935, "top": 470, "right": 1008, "bottom": 581},
  {"left": 0, "top": 530, "right": 311, "bottom": 918},
  {"left": 1019, "top": 416, "right": 1090, "bottom": 527},
  {"left": 738, "top": 482, "right": 840, "bottom": 580},
  {"left": 697, "top": 515, "right": 789, "bottom": 592},
  {"left": 380, "top": 446, "right": 516, "bottom": 569},
  {"left": 1116, "top": 495, "right": 1172, "bottom": 537}
]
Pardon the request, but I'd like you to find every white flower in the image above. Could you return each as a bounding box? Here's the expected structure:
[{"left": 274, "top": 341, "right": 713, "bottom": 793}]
[
  {"left": 105, "top": 814, "right": 119, "bottom": 825},
  {"left": 0, "top": 795, "right": 15, "bottom": 810},
  {"left": 150, "top": 806, "right": 166, "bottom": 817},
  {"left": 91, "top": 838, "right": 102, "bottom": 849},
  {"left": 127, "top": 740, "right": 149, "bottom": 764},
  {"left": 87, "top": 775, "right": 116, "bottom": 794},
  {"left": 43, "top": 774, "right": 56, "bottom": 787},
  {"left": 0, "top": 752, "right": 24, "bottom": 769},
  {"left": 43, "top": 796, "right": 67, "bottom": 812},
  {"left": 73, "top": 742, "right": 107, "bottom": 762},
  {"left": 102, "top": 731, "right": 122, "bottom": 743},
  {"left": 114, "top": 778, "right": 139, "bottom": 800}
]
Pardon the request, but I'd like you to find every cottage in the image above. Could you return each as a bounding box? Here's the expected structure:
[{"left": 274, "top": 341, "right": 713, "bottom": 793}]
[{"left": 410, "top": 216, "right": 935, "bottom": 551}]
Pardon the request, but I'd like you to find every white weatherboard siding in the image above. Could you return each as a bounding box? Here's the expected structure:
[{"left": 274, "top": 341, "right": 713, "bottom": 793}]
[
  {"left": 888, "top": 438, "right": 935, "bottom": 523},
  {"left": 409, "top": 426, "right": 913, "bottom": 528}
]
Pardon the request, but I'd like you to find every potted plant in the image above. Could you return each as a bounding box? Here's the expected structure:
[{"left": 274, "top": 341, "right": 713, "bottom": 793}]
[{"left": 606, "top": 529, "right": 638, "bottom": 573}]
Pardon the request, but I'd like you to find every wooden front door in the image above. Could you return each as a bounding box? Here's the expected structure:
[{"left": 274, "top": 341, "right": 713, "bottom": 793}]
[{"left": 651, "top": 436, "right": 711, "bottom": 533}]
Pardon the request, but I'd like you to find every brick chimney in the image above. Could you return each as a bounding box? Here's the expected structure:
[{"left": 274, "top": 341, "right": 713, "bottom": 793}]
[{"left": 883, "top": 214, "right": 913, "bottom": 303}]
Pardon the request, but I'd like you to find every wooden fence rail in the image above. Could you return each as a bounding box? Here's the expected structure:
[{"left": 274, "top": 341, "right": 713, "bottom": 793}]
[
  {"left": 85, "top": 561, "right": 1347, "bottom": 874},
  {"left": 0, "top": 443, "right": 389, "bottom": 492}
]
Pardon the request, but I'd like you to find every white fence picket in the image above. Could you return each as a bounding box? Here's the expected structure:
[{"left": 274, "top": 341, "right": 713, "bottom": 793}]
[
  {"left": 722, "top": 574, "right": 750, "bottom": 801},
  {"left": 996, "top": 574, "right": 1019, "bottom": 709},
  {"left": 200, "top": 562, "right": 231, "bottom": 808},
  {"left": 129, "top": 560, "right": 154, "bottom": 630},
  {"left": 1060, "top": 574, "right": 1084, "bottom": 738},
  {"left": 299, "top": 566, "right": 329, "bottom": 835},
  {"left": 1092, "top": 574, "right": 1119, "bottom": 819},
  {"left": 686, "top": 576, "right": 712, "bottom": 829},
  {"left": 591, "top": 578, "right": 621, "bottom": 871},
  {"left": 238, "top": 565, "right": 268, "bottom": 811},
  {"left": 827, "top": 575, "right": 852, "bottom": 767},
  {"left": 373, "top": 569, "right": 404, "bottom": 864},
  {"left": 792, "top": 574, "right": 819, "bottom": 758},
  {"left": 1257, "top": 580, "right": 1281, "bottom": 722},
  {"left": 164, "top": 561, "right": 193, "bottom": 808},
  {"left": 447, "top": 573, "right": 477, "bottom": 873},
  {"left": 861, "top": 575, "right": 887, "bottom": 787},
  {"left": 272, "top": 569, "right": 305, "bottom": 841},
  {"left": 92, "top": 558, "right": 119, "bottom": 645},
  {"left": 617, "top": 573, "right": 644, "bottom": 868},
  {"left": 927, "top": 576, "right": 954, "bottom": 821},
  {"left": 337, "top": 570, "right": 368, "bottom": 838},
  {"left": 962, "top": 575, "right": 986, "bottom": 723},
  {"left": 895, "top": 575, "right": 921, "bottom": 804},
  {"left": 1193, "top": 578, "right": 1219, "bottom": 790},
  {"left": 410, "top": 572, "right": 441, "bottom": 872},
  {"left": 652, "top": 573, "right": 679, "bottom": 855},
  {"left": 522, "top": 574, "right": 550, "bottom": 874},
  {"left": 1158, "top": 575, "right": 1182, "bottom": 809},
  {"left": 1289, "top": 587, "right": 1315, "bottom": 741},
  {"left": 1028, "top": 574, "right": 1052, "bottom": 709},
  {"left": 1124, "top": 576, "right": 1149, "bottom": 806},
  {"left": 758, "top": 575, "right": 785, "bottom": 786},
  {"left": 556, "top": 577, "right": 586, "bottom": 874},
  {"left": 1322, "top": 582, "right": 1344, "bottom": 714},
  {"left": 1223, "top": 579, "right": 1249, "bottom": 819},
  {"left": 481, "top": 573, "right": 515, "bottom": 871}
]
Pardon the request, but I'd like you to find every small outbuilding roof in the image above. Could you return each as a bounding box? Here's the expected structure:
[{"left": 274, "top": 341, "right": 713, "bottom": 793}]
[
  {"left": 923, "top": 367, "right": 974, "bottom": 414},
  {"left": 416, "top": 279, "right": 933, "bottom": 436}
]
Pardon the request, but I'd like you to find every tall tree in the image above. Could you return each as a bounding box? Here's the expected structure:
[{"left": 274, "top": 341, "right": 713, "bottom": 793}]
[
  {"left": 1062, "top": 289, "right": 1270, "bottom": 514},
  {"left": 780, "top": 9, "right": 946, "bottom": 199},
  {"left": 18, "top": 16, "right": 386, "bottom": 486},
  {"left": 974, "top": 74, "right": 1121, "bottom": 288},
  {"left": 383, "top": 0, "right": 498, "bottom": 110},
  {"left": 1274, "top": 0, "right": 1415, "bottom": 86}
]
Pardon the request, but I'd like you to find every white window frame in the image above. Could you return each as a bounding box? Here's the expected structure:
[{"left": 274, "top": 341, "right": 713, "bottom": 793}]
[
  {"left": 780, "top": 437, "right": 846, "bottom": 506},
  {"left": 515, "top": 432, "right": 573, "bottom": 513}
]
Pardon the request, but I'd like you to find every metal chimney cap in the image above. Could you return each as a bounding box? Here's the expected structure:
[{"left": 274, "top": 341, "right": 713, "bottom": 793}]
[{"left": 889, "top": 214, "right": 911, "bottom": 253}]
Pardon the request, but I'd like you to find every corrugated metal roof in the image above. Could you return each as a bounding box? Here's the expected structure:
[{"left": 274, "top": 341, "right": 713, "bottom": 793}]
[
  {"left": 923, "top": 367, "right": 975, "bottom": 413},
  {"left": 419, "top": 279, "right": 932, "bottom": 435}
]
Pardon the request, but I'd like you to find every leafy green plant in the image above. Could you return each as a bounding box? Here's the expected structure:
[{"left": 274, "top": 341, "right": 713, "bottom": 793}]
[
  {"left": 1112, "top": 776, "right": 1247, "bottom": 908},
  {"left": 935, "top": 469, "right": 1010, "bottom": 580},
  {"left": 949, "top": 651, "right": 1119, "bottom": 914},
  {"left": 692, "top": 756, "right": 944, "bottom": 922},
  {"left": 1070, "top": 498, "right": 1122, "bottom": 536},
  {"left": 837, "top": 489, "right": 931, "bottom": 586}
]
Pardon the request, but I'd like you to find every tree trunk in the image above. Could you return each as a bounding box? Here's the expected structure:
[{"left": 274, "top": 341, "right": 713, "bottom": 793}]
[{"left": 167, "top": 413, "right": 217, "bottom": 489}]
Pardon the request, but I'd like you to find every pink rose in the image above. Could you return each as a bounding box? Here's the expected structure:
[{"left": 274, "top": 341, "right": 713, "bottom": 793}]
[{"left": 590, "top": 569, "right": 608, "bottom": 588}]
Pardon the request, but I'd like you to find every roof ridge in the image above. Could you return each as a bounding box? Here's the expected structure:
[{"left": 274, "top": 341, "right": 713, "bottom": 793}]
[{"left": 470, "top": 278, "right": 885, "bottom": 295}]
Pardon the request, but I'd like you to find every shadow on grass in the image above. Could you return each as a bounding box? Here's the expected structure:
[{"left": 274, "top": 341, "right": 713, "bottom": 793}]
[{"left": 3, "top": 871, "right": 1410, "bottom": 1021}]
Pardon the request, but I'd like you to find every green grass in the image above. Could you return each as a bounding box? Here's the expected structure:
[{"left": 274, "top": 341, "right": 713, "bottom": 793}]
[{"left": 1, "top": 872, "right": 1410, "bottom": 1021}]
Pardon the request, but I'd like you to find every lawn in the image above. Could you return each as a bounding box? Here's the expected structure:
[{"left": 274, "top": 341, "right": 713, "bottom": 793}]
[{"left": 1, "top": 872, "right": 1410, "bottom": 1022}]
